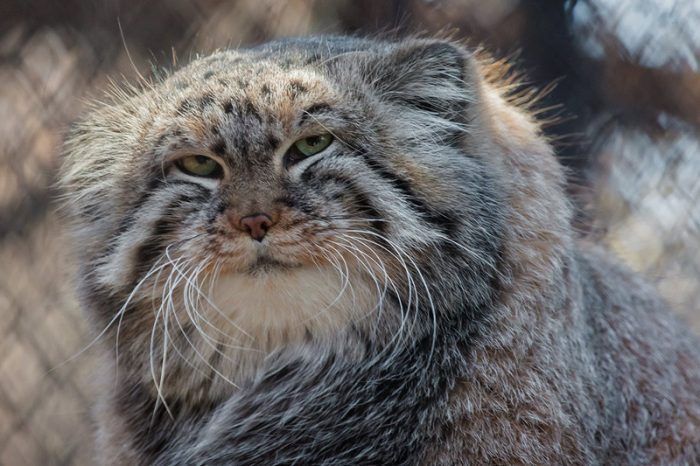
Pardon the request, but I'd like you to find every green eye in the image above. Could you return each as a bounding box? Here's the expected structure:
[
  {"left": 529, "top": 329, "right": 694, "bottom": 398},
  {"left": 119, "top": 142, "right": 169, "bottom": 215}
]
[
  {"left": 176, "top": 155, "right": 223, "bottom": 178},
  {"left": 293, "top": 134, "right": 334, "bottom": 157}
]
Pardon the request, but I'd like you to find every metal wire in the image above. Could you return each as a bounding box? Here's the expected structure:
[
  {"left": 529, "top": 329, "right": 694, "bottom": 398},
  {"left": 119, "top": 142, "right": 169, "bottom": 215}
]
[{"left": 0, "top": 1, "right": 697, "bottom": 463}]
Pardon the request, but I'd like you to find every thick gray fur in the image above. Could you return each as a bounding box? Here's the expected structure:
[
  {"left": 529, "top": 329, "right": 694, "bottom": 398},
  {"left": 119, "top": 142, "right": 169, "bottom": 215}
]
[{"left": 60, "top": 36, "right": 700, "bottom": 465}]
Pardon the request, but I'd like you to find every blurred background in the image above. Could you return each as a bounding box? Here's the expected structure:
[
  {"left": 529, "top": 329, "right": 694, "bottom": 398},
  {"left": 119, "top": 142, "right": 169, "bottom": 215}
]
[{"left": 0, "top": 0, "right": 698, "bottom": 463}]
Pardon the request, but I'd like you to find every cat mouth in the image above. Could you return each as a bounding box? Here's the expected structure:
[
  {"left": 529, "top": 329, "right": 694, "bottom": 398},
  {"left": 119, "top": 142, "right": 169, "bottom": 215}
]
[{"left": 246, "top": 253, "right": 301, "bottom": 274}]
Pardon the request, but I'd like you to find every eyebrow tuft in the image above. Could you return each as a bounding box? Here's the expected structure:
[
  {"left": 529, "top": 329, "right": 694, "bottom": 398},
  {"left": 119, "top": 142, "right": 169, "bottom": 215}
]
[{"left": 300, "top": 103, "right": 332, "bottom": 124}]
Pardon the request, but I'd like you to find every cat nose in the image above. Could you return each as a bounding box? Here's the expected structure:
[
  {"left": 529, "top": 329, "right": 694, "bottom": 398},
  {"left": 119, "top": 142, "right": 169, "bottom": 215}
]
[{"left": 238, "top": 213, "right": 275, "bottom": 242}]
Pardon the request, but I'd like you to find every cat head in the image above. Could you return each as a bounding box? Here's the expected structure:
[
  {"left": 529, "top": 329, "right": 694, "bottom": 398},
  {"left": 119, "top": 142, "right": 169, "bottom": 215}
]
[{"left": 61, "top": 37, "right": 540, "bottom": 372}]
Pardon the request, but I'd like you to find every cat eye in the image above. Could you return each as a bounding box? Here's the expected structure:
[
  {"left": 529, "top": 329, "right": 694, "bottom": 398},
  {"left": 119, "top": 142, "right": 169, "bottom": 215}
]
[
  {"left": 284, "top": 133, "right": 334, "bottom": 168},
  {"left": 293, "top": 134, "right": 334, "bottom": 157},
  {"left": 175, "top": 155, "right": 223, "bottom": 178}
]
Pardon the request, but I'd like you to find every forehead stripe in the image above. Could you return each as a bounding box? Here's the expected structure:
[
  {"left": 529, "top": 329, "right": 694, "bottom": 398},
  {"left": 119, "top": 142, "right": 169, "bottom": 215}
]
[
  {"left": 356, "top": 150, "right": 456, "bottom": 235},
  {"left": 299, "top": 103, "right": 332, "bottom": 124}
]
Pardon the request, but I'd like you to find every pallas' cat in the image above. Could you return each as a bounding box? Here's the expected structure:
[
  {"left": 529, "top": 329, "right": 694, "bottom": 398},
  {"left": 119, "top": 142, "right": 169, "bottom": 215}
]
[{"left": 61, "top": 37, "right": 700, "bottom": 465}]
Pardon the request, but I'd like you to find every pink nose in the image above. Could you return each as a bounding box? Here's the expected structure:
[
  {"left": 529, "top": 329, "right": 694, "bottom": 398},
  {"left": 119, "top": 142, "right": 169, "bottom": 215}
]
[{"left": 239, "top": 213, "right": 274, "bottom": 242}]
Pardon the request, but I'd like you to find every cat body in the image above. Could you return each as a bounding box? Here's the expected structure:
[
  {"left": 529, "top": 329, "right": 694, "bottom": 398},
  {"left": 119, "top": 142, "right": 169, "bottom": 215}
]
[{"left": 61, "top": 36, "right": 700, "bottom": 465}]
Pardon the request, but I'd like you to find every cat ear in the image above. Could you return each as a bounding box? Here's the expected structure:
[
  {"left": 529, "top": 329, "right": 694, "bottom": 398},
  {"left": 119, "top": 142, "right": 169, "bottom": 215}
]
[{"left": 368, "top": 40, "right": 477, "bottom": 124}]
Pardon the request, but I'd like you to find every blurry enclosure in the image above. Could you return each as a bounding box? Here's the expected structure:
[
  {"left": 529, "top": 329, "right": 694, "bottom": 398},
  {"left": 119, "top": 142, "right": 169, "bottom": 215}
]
[{"left": 0, "top": 0, "right": 698, "bottom": 464}]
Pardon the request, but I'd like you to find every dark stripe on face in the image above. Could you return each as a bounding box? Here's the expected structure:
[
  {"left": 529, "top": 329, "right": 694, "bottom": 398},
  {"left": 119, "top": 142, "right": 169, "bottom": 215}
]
[
  {"left": 289, "top": 80, "right": 308, "bottom": 98},
  {"left": 99, "top": 175, "right": 167, "bottom": 260},
  {"left": 199, "top": 92, "right": 216, "bottom": 108},
  {"left": 211, "top": 139, "right": 227, "bottom": 155},
  {"left": 307, "top": 170, "right": 387, "bottom": 235},
  {"left": 357, "top": 150, "right": 458, "bottom": 236},
  {"left": 80, "top": 270, "right": 133, "bottom": 323},
  {"left": 342, "top": 183, "right": 386, "bottom": 233},
  {"left": 401, "top": 96, "right": 468, "bottom": 123},
  {"left": 406, "top": 127, "right": 465, "bottom": 150},
  {"left": 272, "top": 190, "right": 317, "bottom": 218},
  {"left": 265, "top": 133, "right": 280, "bottom": 152},
  {"left": 177, "top": 98, "right": 195, "bottom": 115},
  {"left": 132, "top": 192, "right": 204, "bottom": 276},
  {"left": 242, "top": 98, "right": 261, "bottom": 123},
  {"left": 134, "top": 216, "right": 178, "bottom": 275},
  {"left": 116, "top": 179, "right": 209, "bottom": 248},
  {"left": 299, "top": 103, "right": 331, "bottom": 124}
]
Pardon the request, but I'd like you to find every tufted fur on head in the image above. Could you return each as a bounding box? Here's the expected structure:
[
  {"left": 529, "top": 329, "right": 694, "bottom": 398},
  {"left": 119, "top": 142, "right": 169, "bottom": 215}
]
[{"left": 60, "top": 36, "right": 700, "bottom": 465}]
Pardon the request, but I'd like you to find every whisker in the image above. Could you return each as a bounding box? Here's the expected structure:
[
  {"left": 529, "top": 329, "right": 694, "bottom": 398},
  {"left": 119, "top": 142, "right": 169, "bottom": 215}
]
[
  {"left": 51, "top": 234, "right": 206, "bottom": 376},
  {"left": 337, "top": 234, "right": 417, "bottom": 355},
  {"left": 329, "top": 239, "right": 388, "bottom": 323},
  {"left": 165, "top": 244, "right": 255, "bottom": 342},
  {"left": 164, "top": 255, "right": 240, "bottom": 389},
  {"left": 340, "top": 229, "right": 437, "bottom": 368},
  {"left": 293, "top": 241, "right": 351, "bottom": 327},
  {"left": 181, "top": 257, "right": 257, "bottom": 352},
  {"left": 149, "top": 255, "right": 184, "bottom": 420},
  {"left": 297, "top": 242, "right": 352, "bottom": 326}
]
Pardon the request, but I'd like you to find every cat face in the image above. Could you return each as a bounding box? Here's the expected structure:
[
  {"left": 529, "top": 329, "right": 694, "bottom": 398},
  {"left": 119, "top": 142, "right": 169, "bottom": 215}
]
[
  {"left": 111, "top": 41, "right": 476, "bottom": 275},
  {"left": 143, "top": 59, "right": 382, "bottom": 277},
  {"left": 62, "top": 38, "right": 506, "bottom": 384}
]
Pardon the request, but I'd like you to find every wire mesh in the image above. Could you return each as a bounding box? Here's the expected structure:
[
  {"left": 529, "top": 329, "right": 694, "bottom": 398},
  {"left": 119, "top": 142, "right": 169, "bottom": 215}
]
[{"left": 0, "top": 0, "right": 698, "bottom": 463}]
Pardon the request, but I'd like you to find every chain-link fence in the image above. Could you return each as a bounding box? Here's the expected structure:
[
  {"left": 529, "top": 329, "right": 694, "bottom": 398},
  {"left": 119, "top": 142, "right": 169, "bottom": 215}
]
[{"left": 1, "top": 0, "right": 698, "bottom": 464}]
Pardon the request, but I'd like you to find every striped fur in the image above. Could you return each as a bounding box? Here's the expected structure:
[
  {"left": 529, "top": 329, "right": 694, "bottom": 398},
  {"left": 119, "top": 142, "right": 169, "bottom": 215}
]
[{"left": 61, "top": 37, "right": 700, "bottom": 465}]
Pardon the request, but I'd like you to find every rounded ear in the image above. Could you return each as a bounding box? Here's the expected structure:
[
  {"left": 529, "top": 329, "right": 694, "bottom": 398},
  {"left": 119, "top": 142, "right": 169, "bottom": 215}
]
[{"left": 366, "top": 39, "right": 478, "bottom": 124}]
